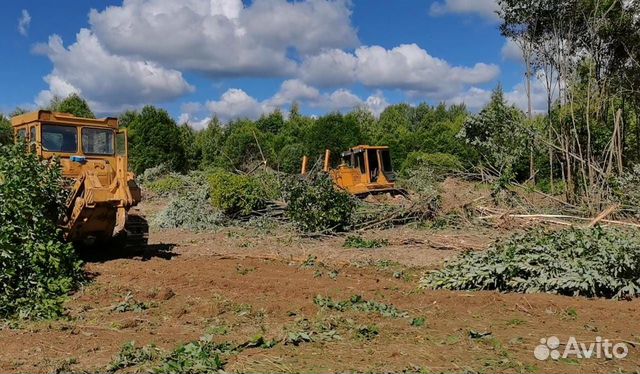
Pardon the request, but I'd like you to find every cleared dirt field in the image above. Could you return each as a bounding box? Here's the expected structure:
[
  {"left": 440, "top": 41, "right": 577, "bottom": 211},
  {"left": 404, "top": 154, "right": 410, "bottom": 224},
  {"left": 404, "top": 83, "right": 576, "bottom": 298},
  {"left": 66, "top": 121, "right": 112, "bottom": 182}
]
[{"left": 1, "top": 219, "right": 640, "bottom": 373}]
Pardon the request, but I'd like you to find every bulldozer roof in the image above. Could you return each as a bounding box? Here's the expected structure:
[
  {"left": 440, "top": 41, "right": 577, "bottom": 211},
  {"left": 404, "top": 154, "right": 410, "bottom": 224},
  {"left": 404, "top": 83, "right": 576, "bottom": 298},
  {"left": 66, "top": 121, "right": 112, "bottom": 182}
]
[
  {"left": 340, "top": 145, "right": 389, "bottom": 157},
  {"left": 11, "top": 110, "right": 118, "bottom": 129}
]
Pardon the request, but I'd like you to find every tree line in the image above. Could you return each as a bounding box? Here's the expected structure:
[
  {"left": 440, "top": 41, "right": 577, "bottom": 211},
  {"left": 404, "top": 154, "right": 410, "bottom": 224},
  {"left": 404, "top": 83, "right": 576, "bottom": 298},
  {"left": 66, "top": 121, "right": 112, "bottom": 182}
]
[
  {"left": 2, "top": 0, "right": 640, "bottom": 211},
  {"left": 0, "top": 93, "right": 478, "bottom": 177},
  {"left": 496, "top": 0, "right": 640, "bottom": 209}
]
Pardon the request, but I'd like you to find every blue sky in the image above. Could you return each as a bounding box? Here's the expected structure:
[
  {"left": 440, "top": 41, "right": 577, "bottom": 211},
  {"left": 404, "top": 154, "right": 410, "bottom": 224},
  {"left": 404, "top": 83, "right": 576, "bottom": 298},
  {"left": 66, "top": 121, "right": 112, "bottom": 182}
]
[{"left": 0, "top": 0, "right": 535, "bottom": 127}]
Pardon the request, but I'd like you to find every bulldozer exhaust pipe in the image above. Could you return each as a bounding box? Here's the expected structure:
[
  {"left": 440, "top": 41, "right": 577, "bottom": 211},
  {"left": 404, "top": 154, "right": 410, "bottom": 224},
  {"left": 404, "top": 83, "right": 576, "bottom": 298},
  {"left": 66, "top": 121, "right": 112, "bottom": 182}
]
[
  {"left": 323, "top": 150, "right": 331, "bottom": 172},
  {"left": 301, "top": 155, "right": 309, "bottom": 175}
]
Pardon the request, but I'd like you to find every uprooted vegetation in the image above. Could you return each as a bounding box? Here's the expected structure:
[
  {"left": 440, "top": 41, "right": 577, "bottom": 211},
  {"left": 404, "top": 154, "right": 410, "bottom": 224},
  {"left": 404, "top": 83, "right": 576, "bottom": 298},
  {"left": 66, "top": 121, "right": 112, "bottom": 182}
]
[
  {"left": 0, "top": 143, "right": 84, "bottom": 319},
  {"left": 143, "top": 166, "right": 440, "bottom": 234},
  {"left": 422, "top": 226, "right": 640, "bottom": 299}
]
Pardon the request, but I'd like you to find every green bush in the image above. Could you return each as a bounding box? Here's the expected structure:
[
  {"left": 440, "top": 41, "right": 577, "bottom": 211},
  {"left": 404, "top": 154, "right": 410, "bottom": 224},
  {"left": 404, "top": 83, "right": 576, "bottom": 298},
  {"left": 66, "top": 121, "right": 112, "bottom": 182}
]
[
  {"left": 0, "top": 143, "right": 83, "bottom": 319},
  {"left": 146, "top": 174, "right": 187, "bottom": 196},
  {"left": 283, "top": 175, "right": 355, "bottom": 233},
  {"left": 0, "top": 115, "right": 11, "bottom": 146},
  {"left": 401, "top": 152, "right": 463, "bottom": 177},
  {"left": 422, "top": 227, "right": 640, "bottom": 299},
  {"left": 207, "top": 170, "right": 268, "bottom": 216}
]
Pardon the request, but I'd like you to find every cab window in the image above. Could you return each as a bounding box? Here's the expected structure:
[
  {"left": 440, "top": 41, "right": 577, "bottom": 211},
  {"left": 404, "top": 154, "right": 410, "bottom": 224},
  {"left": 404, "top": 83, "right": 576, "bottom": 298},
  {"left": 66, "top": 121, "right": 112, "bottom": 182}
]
[
  {"left": 381, "top": 150, "right": 393, "bottom": 172},
  {"left": 42, "top": 125, "right": 78, "bottom": 153},
  {"left": 82, "top": 128, "right": 114, "bottom": 155},
  {"left": 355, "top": 151, "right": 365, "bottom": 173},
  {"left": 17, "top": 128, "right": 27, "bottom": 142},
  {"left": 29, "top": 127, "right": 37, "bottom": 152}
]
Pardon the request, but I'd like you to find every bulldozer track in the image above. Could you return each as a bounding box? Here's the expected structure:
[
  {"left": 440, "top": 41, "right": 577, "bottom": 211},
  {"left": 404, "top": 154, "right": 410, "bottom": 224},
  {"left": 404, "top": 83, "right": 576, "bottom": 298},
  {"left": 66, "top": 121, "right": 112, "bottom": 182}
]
[{"left": 124, "top": 214, "right": 149, "bottom": 249}]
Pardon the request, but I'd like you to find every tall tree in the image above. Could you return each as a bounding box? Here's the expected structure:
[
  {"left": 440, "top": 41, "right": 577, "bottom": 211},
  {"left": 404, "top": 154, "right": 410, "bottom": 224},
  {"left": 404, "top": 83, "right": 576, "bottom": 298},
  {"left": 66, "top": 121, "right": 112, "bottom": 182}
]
[
  {"left": 48, "top": 93, "right": 95, "bottom": 118},
  {"left": 459, "top": 86, "right": 528, "bottom": 179},
  {"left": 127, "top": 106, "right": 186, "bottom": 174},
  {"left": 197, "top": 117, "right": 225, "bottom": 168},
  {"left": 304, "top": 112, "right": 364, "bottom": 164}
]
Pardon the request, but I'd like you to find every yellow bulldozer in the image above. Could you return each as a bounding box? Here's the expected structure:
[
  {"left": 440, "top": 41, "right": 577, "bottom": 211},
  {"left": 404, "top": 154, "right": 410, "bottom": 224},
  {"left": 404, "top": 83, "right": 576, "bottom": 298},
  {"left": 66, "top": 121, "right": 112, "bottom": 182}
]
[
  {"left": 11, "top": 110, "right": 148, "bottom": 247},
  {"left": 302, "top": 145, "right": 405, "bottom": 197}
]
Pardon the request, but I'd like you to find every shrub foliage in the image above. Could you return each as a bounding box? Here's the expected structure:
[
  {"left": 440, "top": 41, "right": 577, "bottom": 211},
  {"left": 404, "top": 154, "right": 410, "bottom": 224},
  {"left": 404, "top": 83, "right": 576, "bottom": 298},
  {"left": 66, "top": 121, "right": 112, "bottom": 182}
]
[
  {"left": 0, "top": 143, "right": 83, "bottom": 319},
  {"left": 207, "top": 170, "right": 269, "bottom": 216},
  {"left": 422, "top": 227, "right": 640, "bottom": 299},
  {"left": 283, "top": 175, "right": 355, "bottom": 233}
]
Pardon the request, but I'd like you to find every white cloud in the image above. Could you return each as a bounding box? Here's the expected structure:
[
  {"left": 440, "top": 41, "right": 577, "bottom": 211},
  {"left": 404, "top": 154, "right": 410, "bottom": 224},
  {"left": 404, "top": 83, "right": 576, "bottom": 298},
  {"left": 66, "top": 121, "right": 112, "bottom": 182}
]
[
  {"left": 449, "top": 71, "right": 558, "bottom": 113},
  {"left": 266, "top": 79, "right": 321, "bottom": 107},
  {"left": 448, "top": 87, "right": 493, "bottom": 111},
  {"left": 299, "top": 49, "right": 357, "bottom": 86},
  {"left": 430, "top": 0, "right": 500, "bottom": 22},
  {"left": 33, "top": 29, "right": 194, "bottom": 112},
  {"left": 88, "top": 0, "right": 358, "bottom": 77},
  {"left": 319, "top": 89, "right": 364, "bottom": 111},
  {"left": 364, "top": 91, "right": 389, "bottom": 117},
  {"left": 206, "top": 89, "right": 266, "bottom": 122},
  {"left": 178, "top": 113, "right": 211, "bottom": 129},
  {"left": 31, "top": 0, "right": 506, "bottom": 115},
  {"left": 501, "top": 38, "right": 524, "bottom": 62},
  {"left": 177, "top": 102, "right": 212, "bottom": 129},
  {"left": 300, "top": 44, "right": 500, "bottom": 99},
  {"left": 504, "top": 74, "right": 555, "bottom": 114},
  {"left": 18, "top": 9, "right": 31, "bottom": 36},
  {"left": 185, "top": 80, "right": 390, "bottom": 124}
]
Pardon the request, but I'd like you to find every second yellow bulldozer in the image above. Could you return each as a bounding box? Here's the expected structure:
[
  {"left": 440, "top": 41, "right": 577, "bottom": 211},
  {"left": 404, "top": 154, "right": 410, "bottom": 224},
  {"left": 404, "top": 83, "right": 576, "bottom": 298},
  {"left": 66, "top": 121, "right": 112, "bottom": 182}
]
[
  {"left": 11, "top": 110, "right": 148, "bottom": 247},
  {"left": 302, "top": 145, "right": 405, "bottom": 197}
]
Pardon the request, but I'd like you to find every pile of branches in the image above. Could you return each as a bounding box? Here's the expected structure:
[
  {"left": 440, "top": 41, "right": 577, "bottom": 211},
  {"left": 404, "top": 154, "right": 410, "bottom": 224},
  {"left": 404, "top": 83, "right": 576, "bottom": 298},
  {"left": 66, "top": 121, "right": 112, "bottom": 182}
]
[
  {"left": 352, "top": 197, "right": 438, "bottom": 231},
  {"left": 422, "top": 226, "right": 640, "bottom": 299}
]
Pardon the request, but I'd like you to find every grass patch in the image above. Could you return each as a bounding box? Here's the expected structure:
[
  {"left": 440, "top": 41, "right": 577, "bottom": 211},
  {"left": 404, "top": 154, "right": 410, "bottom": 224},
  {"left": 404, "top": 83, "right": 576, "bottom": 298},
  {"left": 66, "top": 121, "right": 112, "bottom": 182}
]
[
  {"left": 314, "top": 295, "right": 408, "bottom": 318},
  {"left": 343, "top": 235, "right": 389, "bottom": 249}
]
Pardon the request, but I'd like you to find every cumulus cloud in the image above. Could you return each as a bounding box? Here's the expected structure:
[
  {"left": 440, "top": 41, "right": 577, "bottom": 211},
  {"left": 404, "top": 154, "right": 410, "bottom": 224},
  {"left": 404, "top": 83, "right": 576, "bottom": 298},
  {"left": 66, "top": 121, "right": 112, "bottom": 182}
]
[
  {"left": 206, "top": 88, "right": 266, "bottom": 121},
  {"left": 266, "top": 79, "right": 321, "bottom": 107},
  {"left": 430, "top": 0, "right": 500, "bottom": 22},
  {"left": 18, "top": 9, "right": 31, "bottom": 36},
  {"left": 184, "top": 80, "right": 389, "bottom": 123},
  {"left": 177, "top": 102, "right": 212, "bottom": 129},
  {"left": 33, "top": 29, "right": 194, "bottom": 112},
  {"left": 448, "top": 71, "right": 558, "bottom": 113},
  {"left": 364, "top": 91, "right": 389, "bottom": 117},
  {"left": 300, "top": 44, "right": 500, "bottom": 99},
  {"left": 447, "top": 87, "right": 493, "bottom": 111},
  {"left": 88, "top": 0, "right": 358, "bottom": 77},
  {"left": 501, "top": 38, "right": 524, "bottom": 62},
  {"left": 31, "top": 0, "right": 506, "bottom": 115}
]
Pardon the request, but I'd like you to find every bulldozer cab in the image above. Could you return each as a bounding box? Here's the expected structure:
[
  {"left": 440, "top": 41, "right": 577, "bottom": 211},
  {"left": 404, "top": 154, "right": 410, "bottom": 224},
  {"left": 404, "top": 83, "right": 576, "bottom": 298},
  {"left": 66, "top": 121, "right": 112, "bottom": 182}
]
[
  {"left": 310, "top": 145, "right": 402, "bottom": 197},
  {"left": 10, "top": 111, "right": 145, "bottom": 246},
  {"left": 11, "top": 111, "right": 128, "bottom": 180},
  {"left": 339, "top": 146, "right": 396, "bottom": 185}
]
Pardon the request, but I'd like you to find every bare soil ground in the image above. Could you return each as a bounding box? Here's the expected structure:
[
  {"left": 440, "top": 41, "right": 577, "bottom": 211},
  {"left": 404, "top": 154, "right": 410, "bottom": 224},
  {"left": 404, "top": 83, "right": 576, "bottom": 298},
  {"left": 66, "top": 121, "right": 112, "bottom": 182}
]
[{"left": 2, "top": 182, "right": 639, "bottom": 373}]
